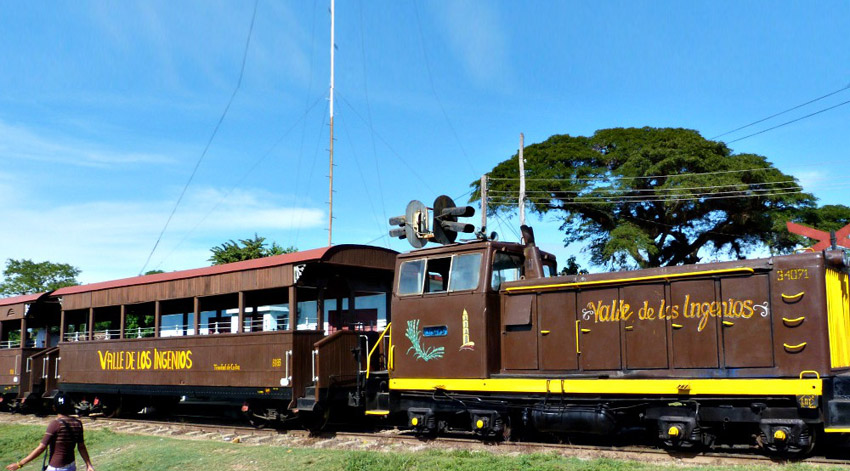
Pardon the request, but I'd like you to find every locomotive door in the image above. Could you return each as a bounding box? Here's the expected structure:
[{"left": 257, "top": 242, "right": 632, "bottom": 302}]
[
  {"left": 622, "top": 284, "right": 669, "bottom": 369},
  {"left": 577, "top": 288, "right": 622, "bottom": 371},
  {"left": 670, "top": 280, "right": 719, "bottom": 368},
  {"left": 502, "top": 294, "right": 538, "bottom": 370},
  {"left": 537, "top": 292, "right": 578, "bottom": 370},
  {"left": 720, "top": 275, "right": 773, "bottom": 368}
]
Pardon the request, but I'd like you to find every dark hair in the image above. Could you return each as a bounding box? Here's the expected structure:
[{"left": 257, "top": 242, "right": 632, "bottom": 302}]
[{"left": 53, "top": 393, "right": 75, "bottom": 415}]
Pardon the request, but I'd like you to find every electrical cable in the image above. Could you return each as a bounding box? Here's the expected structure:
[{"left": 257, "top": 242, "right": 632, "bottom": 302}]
[
  {"left": 725, "top": 98, "right": 850, "bottom": 144},
  {"left": 711, "top": 83, "right": 850, "bottom": 140},
  {"left": 358, "top": 0, "right": 390, "bottom": 246},
  {"left": 151, "top": 95, "right": 325, "bottom": 270},
  {"left": 412, "top": 0, "right": 477, "bottom": 177},
  {"left": 139, "top": 0, "right": 259, "bottom": 275},
  {"left": 336, "top": 93, "right": 436, "bottom": 194}
]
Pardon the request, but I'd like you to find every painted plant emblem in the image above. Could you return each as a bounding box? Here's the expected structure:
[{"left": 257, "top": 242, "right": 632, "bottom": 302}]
[{"left": 405, "top": 319, "right": 445, "bottom": 361}]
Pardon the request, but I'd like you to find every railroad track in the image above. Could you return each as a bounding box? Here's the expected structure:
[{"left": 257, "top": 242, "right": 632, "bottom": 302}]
[{"left": 4, "top": 412, "right": 850, "bottom": 466}]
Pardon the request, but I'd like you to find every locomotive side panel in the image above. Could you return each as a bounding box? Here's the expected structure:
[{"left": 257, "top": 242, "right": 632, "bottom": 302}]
[
  {"left": 537, "top": 291, "right": 577, "bottom": 371},
  {"left": 771, "top": 254, "right": 830, "bottom": 375},
  {"left": 670, "top": 279, "right": 720, "bottom": 369},
  {"left": 577, "top": 288, "right": 621, "bottom": 371},
  {"left": 622, "top": 284, "right": 668, "bottom": 370},
  {"left": 719, "top": 274, "right": 773, "bottom": 368}
]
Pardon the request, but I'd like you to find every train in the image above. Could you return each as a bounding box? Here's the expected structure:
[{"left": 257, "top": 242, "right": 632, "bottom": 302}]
[{"left": 2, "top": 195, "right": 849, "bottom": 456}]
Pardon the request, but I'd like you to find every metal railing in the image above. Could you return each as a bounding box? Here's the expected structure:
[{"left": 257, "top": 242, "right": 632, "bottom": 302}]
[{"left": 0, "top": 340, "right": 22, "bottom": 349}]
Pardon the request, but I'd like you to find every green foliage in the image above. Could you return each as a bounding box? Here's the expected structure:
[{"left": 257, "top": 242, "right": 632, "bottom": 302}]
[
  {"left": 0, "top": 258, "right": 80, "bottom": 297},
  {"left": 474, "top": 127, "right": 823, "bottom": 269},
  {"left": 143, "top": 270, "right": 165, "bottom": 275},
  {"left": 208, "top": 233, "right": 296, "bottom": 265},
  {"left": 560, "top": 255, "right": 589, "bottom": 276}
]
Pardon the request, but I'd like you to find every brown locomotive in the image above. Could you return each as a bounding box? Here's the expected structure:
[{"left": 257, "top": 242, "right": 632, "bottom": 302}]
[{"left": 1, "top": 195, "right": 849, "bottom": 455}]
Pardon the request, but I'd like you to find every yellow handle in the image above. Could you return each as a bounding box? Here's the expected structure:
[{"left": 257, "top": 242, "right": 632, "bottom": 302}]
[
  {"left": 783, "top": 342, "right": 807, "bottom": 352},
  {"left": 575, "top": 321, "right": 581, "bottom": 354},
  {"left": 782, "top": 316, "right": 805, "bottom": 327},
  {"left": 781, "top": 292, "right": 805, "bottom": 302},
  {"left": 799, "top": 370, "right": 820, "bottom": 379},
  {"left": 722, "top": 321, "right": 734, "bottom": 327},
  {"left": 624, "top": 326, "right": 634, "bottom": 331},
  {"left": 672, "top": 323, "right": 684, "bottom": 329},
  {"left": 581, "top": 329, "right": 591, "bottom": 333},
  {"left": 540, "top": 330, "right": 550, "bottom": 335}
]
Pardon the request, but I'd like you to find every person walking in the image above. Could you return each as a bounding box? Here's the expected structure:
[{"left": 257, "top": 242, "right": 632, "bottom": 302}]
[{"left": 6, "top": 394, "right": 95, "bottom": 471}]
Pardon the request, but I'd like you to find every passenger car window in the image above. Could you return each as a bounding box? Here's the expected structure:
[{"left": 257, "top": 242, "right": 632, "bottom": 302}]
[
  {"left": 398, "top": 259, "right": 426, "bottom": 295},
  {"left": 491, "top": 252, "right": 523, "bottom": 290},
  {"left": 425, "top": 257, "right": 451, "bottom": 293},
  {"left": 449, "top": 253, "right": 482, "bottom": 291}
]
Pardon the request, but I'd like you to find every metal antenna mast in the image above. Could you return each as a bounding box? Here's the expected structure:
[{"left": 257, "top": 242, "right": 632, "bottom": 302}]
[{"left": 327, "top": 0, "right": 335, "bottom": 246}]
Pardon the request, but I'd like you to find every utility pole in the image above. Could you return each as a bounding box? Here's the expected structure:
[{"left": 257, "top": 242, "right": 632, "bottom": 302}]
[
  {"left": 327, "top": 0, "right": 335, "bottom": 246},
  {"left": 480, "top": 174, "right": 488, "bottom": 236},
  {"left": 518, "top": 133, "right": 526, "bottom": 227}
]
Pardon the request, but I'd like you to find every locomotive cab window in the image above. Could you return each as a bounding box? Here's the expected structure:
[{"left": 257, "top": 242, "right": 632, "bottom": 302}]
[
  {"left": 425, "top": 257, "right": 451, "bottom": 293},
  {"left": 492, "top": 252, "right": 524, "bottom": 290},
  {"left": 398, "top": 259, "right": 426, "bottom": 295},
  {"left": 448, "top": 253, "right": 482, "bottom": 292},
  {"left": 398, "top": 253, "right": 484, "bottom": 295}
]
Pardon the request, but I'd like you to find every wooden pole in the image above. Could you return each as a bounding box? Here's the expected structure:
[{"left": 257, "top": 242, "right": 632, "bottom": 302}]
[
  {"left": 154, "top": 301, "right": 161, "bottom": 338},
  {"left": 480, "top": 174, "right": 487, "bottom": 236},
  {"left": 119, "top": 305, "right": 126, "bottom": 339},
  {"left": 519, "top": 133, "right": 526, "bottom": 227},
  {"left": 288, "top": 286, "right": 298, "bottom": 332},
  {"left": 237, "top": 292, "right": 245, "bottom": 333},
  {"left": 58, "top": 310, "right": 65, "bottom": 343},
  {"left": 193, "top": 297, "right": 200, "bottom": 336},
  {"left": 87, "top": 308, "right": 94, "bottom": 341}
]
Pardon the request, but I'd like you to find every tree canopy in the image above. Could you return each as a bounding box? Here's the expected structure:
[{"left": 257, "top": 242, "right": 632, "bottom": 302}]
[
  {"left": 473, "top": 127, "right": 845, "bottom": 270},
  {"left": 0, "top": 258, "right": 81, "bottom": 297},
  {"left": 209, "top": 234, "right": 296, "bottom": 265}
]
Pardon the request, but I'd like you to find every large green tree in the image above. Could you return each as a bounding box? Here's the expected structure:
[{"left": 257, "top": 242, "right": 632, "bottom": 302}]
[
  {"left": 474, "top": 127, "right": 832, "bottom": 270},
  {"left": 209, "top": 234, "right": 296, "bottom": 265},
  {"left": 0, "top": 259, "right": 81, "bottom": 296}
]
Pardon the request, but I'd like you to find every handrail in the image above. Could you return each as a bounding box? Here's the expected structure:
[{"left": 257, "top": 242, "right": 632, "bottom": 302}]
[{"left": 366, "top": 322, "right": 392, "bottom": 379}]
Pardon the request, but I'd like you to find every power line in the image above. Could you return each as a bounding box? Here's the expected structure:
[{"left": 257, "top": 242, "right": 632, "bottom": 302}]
[
  {"left": 411, "top": 0, "right": 477, "bottom": 177},
  {"left": 711, "top": 84, "right": 850, "bottom": 140},
  {"left": 139, "top": 0, "right": 259, "bottom": 275},
  {"left": 487, "top": 166, "right": 785, "bottom": 183},
  {"left": 486, "top": 189, "right": 804, "bottom": 206},
  {"left": 726, "top": 98, "right": 850, "bottom": 144},
  {"left": 336, "top": 93, "right": 436, "bottom": 194},
  {"left": 487, "top": 179, "right": 800, "bottom": 195},
  {"left": 152, "top": 95, "right": 325, "bottom": 270},
  {"left": 357, "top": 0, "right": 390, "bottom": 246}
]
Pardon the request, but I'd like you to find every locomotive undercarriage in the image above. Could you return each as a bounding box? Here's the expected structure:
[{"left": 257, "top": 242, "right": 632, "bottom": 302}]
[{"left": 393, "top": 390, "right": 820, "bottom": 455}]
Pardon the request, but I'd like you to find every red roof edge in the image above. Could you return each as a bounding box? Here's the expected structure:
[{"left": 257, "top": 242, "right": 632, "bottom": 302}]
[
  {"left": 52, "top": 244, "right": 395, "bottom": 296},
  {"left": 0, "top": 292, "right": 48, "bottom": 307}
]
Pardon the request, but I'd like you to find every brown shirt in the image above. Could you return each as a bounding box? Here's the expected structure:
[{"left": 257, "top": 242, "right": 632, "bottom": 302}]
[{"left": 40, "top": 417, "right": 84, "bottom": 468}]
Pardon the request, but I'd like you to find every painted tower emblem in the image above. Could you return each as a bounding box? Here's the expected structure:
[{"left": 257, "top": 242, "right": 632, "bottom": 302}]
[{"left": 460, "top": 309, "right": 475, "bottom": 351}]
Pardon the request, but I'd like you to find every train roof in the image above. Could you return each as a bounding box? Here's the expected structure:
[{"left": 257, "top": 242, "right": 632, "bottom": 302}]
[
  {"left": 395, "top": 239, "right": 557, "bottom": 262},
  {"left": 53, "top": 244, "right": 397, "bottom": 296},
  {"left": 0, "top": 292, "right": 47, "bottom": 308}
]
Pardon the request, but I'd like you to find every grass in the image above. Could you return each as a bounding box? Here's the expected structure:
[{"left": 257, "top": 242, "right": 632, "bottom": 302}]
[{"left": 0, "top": 424, "right": 838, "bottom": 471}]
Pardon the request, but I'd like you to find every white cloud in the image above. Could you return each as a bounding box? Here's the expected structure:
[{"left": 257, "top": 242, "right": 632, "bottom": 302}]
[
  {"left": 0, "top": 120, "right": 174, "bottom": 168},
  {"left": 794, "top": 169, "right": 829, "bottom": 191},
  {"left": 0, "top": 185, "right": 324, "bottom": 284}
]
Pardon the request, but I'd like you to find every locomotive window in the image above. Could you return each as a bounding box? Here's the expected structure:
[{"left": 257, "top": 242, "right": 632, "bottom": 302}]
[
  {"left": 492, "top": 252, "right": 523, "bottom": 290},
  {"left": 398, "top": 259, "right": 426, "bottom": 295},
  {"left": 425, "top": 257, "right": 451, "bottom": 293},
  {"left": 543, "top": 263, "right": 554, "bottom": 277},
  {"left": 449, "top": 253, "right": 482, "bottom": 291}
]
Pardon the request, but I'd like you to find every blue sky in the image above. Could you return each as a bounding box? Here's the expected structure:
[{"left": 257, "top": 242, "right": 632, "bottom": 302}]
[{"left": 1, "top": 1, "right": 848, "bottom": 284}]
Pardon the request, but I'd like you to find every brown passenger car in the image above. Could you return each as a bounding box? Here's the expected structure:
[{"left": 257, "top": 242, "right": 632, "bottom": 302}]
[{"left": 50, "top": 245, "right": 396, "bottom": 421}]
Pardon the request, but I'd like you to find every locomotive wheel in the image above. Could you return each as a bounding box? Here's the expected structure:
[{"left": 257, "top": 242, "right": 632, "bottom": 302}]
[{"left": 299, "top": 404, "right": 330, "bottom": 434}]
